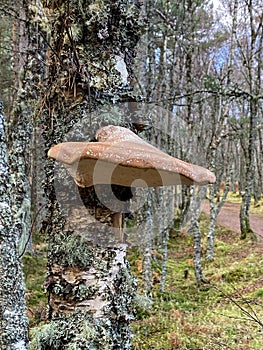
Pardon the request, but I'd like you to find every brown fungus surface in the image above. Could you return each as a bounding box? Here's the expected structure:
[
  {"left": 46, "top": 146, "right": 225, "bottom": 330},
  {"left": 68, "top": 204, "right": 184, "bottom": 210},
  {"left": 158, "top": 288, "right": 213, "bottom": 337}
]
[{"left": 48, "top": 125, "right": 216, "bottom": 188}]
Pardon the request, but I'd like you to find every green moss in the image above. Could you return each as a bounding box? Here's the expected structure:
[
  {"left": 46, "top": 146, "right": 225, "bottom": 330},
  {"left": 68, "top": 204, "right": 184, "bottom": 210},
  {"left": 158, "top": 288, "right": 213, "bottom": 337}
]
[
  {"left": 23, "top": 252, "right": 47, "bottom": 324},
  {"left": 253, "top": 288, "right": 263, "bottom": 298},
  {"left": 222, "top": 267, "right": 249, "bottom": 283}
]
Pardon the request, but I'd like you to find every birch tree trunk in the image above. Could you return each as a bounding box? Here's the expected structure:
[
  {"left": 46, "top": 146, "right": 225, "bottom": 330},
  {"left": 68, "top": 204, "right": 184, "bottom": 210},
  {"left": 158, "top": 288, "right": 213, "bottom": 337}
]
[
  {"left": 206, "top": 96, "right": 231, "bottom": 261},
  {"left": 206, "top": 169, "right": 230, "bottom": 261},
  {"left": 28, "top": 1, "right": 142, "bottom": 349},
  {"left": 141, "top": 191, "right": 153, "bottom": 298},
  {"left": 0, "top": 104, "right": 28, "bottom": 350},
  {"left": 186, "top": 186, "right": 207, "bottom": 284}
]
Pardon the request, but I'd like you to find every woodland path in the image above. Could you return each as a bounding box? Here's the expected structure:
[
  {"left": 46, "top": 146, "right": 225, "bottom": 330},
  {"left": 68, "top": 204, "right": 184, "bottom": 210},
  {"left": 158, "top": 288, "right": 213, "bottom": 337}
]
[{"left": 201, "top": 201, "right": 263, "bottom": 241}]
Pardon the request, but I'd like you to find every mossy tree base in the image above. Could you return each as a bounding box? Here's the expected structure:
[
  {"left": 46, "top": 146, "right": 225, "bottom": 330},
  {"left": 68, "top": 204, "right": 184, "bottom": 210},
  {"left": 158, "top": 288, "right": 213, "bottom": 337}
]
[{"left": 31, "top": 247, "right": 137, "bottom": 350}]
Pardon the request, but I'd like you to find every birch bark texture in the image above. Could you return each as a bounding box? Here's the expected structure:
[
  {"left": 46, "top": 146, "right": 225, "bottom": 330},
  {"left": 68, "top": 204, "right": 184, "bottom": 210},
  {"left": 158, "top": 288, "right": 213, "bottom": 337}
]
[
  {"left": 28, "top": 1, "right": 142, "bottom": 349},
  {"left": 0, "top": 104, "right": 29, "bottom": 350}
]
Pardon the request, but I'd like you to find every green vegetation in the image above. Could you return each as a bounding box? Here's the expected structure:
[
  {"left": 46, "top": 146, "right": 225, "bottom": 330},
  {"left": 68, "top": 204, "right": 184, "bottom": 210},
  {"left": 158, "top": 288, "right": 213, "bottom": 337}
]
[
  {"left": 131, "top": 213, "right": 263, "bottom": 349},
  {"left": 23, "top": 241, "right": 47, "bottom": 326},
  {"left": 24, "top": 212, "right": 263, "bottom": 349}
]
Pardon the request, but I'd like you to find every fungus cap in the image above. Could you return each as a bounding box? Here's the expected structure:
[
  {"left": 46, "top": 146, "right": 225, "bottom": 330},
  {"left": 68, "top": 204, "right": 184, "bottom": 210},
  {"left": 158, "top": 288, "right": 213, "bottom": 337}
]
[{"left": 48, "top": 125, "right": 216, "bottom": 188}]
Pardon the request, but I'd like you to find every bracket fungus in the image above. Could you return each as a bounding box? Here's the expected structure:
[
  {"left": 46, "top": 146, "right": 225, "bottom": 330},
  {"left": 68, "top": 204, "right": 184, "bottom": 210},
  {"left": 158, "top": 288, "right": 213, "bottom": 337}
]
[
  {"left": 48, "top": 125, "right": 215, "bottom": 243},
  {"left": 48, "top": 125, "right": 216, "bottom": 188}
]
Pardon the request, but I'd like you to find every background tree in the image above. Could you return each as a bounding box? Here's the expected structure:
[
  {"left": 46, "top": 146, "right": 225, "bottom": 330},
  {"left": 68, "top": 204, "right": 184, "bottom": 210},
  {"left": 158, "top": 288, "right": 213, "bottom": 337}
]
[
  {"left": 133, "top": 0, "right": 262, "bottom": 275},
  {"left": 235, "top": 0, "right": 263, "bottom": 239}
]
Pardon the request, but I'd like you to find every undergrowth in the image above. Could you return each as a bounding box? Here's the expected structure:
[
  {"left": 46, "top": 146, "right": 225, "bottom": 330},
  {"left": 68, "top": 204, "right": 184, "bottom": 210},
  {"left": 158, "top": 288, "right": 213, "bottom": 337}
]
[{"left": 23, "top": 210, "right": 263, "bottom": 349}]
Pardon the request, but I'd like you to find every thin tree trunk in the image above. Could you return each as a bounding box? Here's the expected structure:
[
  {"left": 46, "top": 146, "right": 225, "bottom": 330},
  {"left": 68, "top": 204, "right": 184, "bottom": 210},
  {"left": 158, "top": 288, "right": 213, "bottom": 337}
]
[
  {"left": 160, "top": 226, "right": 169, "bottom": 293},
  {"left": 206, "top": 133, "right": 231, "bottom": 261},
  {"left": 185, "top": 186, "right": 206, "bottom": 283},
  {"left": 8, "top": 2, "right": 32, "bottom": 255},
  {"left": 206, "top": 173, "right": 230, "bottom": 261},
  {"left": 145, "top": 0, "right": 155, "bottom": 102},
  {"left": 141, "top": 191, "right": 153, "bottom": 298},
  {"left": 0, "top": 105, "right": 28, "bottom": 350},
  {"left": 191, "top": 218, "right": 203, "bottom": 284}
]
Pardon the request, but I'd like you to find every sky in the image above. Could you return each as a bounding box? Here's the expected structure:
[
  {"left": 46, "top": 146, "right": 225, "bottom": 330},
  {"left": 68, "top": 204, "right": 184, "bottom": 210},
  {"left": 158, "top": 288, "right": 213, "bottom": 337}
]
[{"left": 210, "top": 0, "right": 232, "bottom": 27}]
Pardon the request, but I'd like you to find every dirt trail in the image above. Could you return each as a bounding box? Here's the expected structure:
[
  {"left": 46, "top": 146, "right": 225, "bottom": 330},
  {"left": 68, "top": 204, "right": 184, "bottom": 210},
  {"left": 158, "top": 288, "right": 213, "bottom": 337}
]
[{"left": 201, "top": 201, "right": 263, "bottom": 240}]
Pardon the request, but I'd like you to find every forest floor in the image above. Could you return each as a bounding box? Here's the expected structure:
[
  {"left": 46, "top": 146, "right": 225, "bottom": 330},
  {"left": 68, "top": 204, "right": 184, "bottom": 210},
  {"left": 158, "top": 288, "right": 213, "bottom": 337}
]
[
  {"left": 23, "top": 193, "right": 263, "bottom": 349},
  {"left": 201, "top": 199, "right": 263, "bottom": 241},
  {"left": 130, "top": 195, "right": 263, "bottom": 349}
]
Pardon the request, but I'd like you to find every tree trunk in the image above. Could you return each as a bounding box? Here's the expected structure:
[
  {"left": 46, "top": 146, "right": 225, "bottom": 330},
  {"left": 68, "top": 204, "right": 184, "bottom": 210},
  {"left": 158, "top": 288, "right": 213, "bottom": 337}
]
[
  {"left": 206, "top": 174, "right": 230, "bottom": 261},
  {"left": 8, "top": 0, "right": 43, "bottom": 255},
  {"left": 190, "top": 218, "right": 203, "bottom": 284},
  {"left": 141, "top": 193, "right": 153, "bottom": 298},
  {"left": 0, "top": 104, "right": 29, "bottom": 350},
  {"left": 206, "top": 140, "right": 231, "bottom": 261},
  {"left": 28, "top": 1, "right": 142, "bottom": 349}
]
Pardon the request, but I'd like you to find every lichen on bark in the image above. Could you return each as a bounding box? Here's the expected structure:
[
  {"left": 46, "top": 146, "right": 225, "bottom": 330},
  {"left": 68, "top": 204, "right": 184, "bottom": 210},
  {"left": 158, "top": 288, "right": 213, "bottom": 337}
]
[
  {"left": 0, "top": 103, "right": 29, "bottom": 350},
  {"left": 28, "top": 1, "right": 143, "bottom": 349}
]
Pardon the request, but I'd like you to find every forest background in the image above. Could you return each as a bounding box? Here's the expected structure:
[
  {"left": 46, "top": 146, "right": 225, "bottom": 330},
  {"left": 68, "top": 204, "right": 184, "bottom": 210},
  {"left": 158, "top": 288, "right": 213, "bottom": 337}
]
[{"left": 0, "top": 0, "right": 262, "bottom": 349}]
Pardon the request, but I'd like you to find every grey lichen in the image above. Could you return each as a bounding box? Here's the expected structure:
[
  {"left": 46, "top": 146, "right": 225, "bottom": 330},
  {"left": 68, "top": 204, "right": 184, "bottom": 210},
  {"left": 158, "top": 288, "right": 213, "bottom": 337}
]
[
  {"left": 36, "top": 0, "right": 143, "bottom": 104},
  {"left": 51, "top": 281, "right": 98, "bottom": 302},
  {"left": 0, "top": 105, "right": 28, "bottom": 349},
  {"left": 29, "top": 311, "right": 114, "bottom": 350},
  {"left": 49, "top": 233, "right": 95, "bottom": 269},
  {"left": 73, "top": 284, "right": 99, "bottom": 301},
  {"left": 29, "top": 312, "right": 95, "bottom": 350}
]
